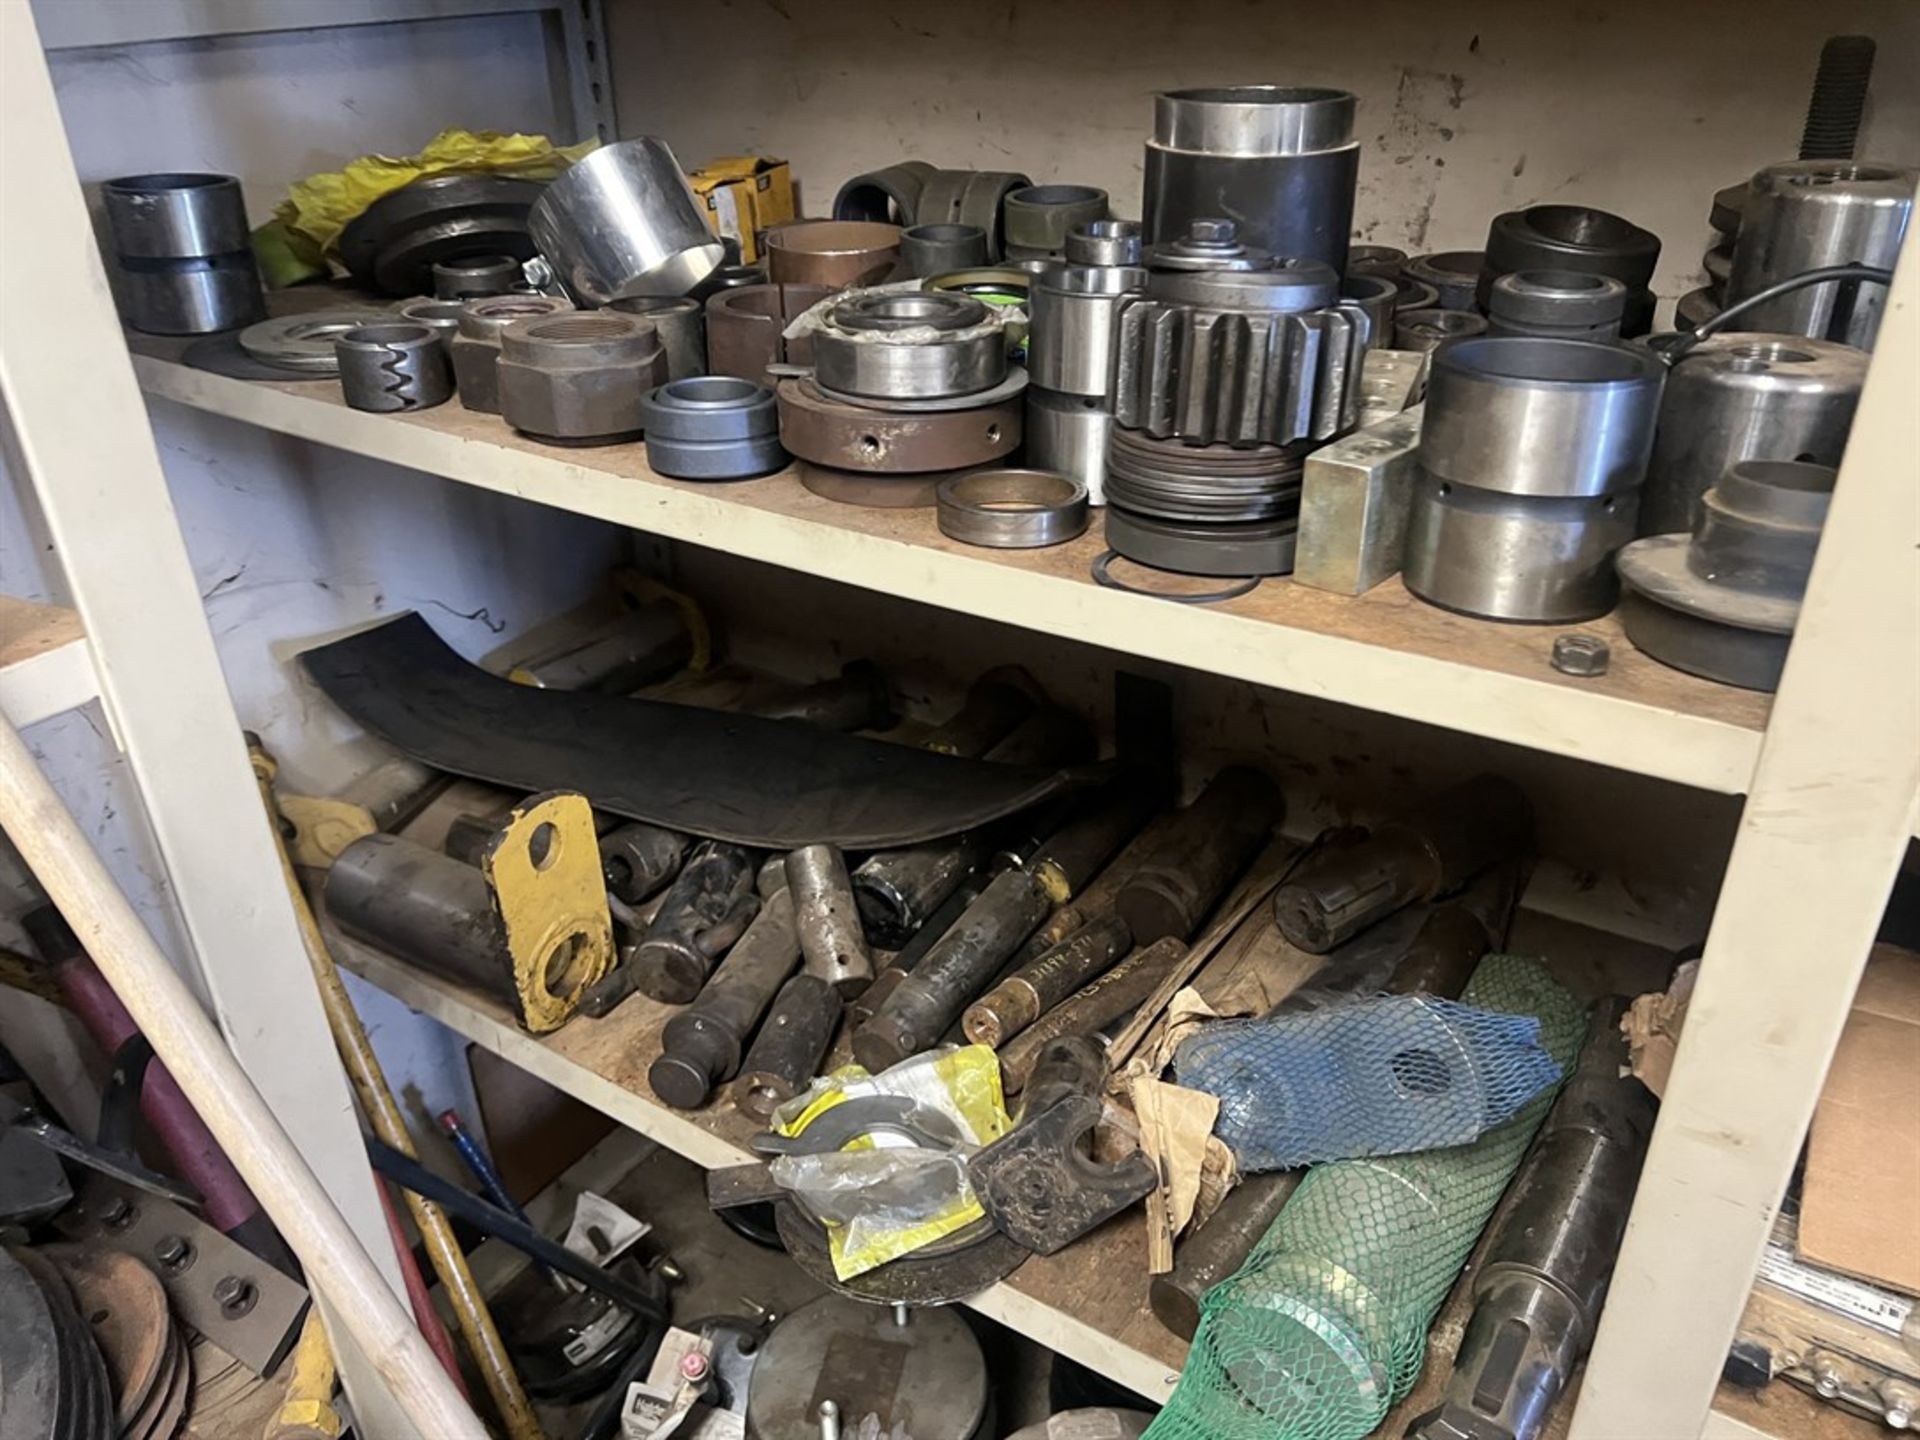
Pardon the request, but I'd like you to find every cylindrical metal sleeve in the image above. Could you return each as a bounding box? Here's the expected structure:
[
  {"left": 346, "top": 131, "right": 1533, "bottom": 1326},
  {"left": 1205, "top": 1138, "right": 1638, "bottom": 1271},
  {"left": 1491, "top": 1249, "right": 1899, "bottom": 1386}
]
[
  {"left": 1486, "top": 270, "right": 1628, "bottom": 341},
  {"left": 1029, "top": 783, "right": 1161, "bottom": 902},
  {"left": 650, "top": 888, "right": 801, "bottom": 1110},
  {"left": 853, "top": 835, "right": 991, "bottom": 949},
  {"left": 901, "top": 223, "right": 991, "bottom": 278},
  {"left": 764, "top": 220, "right": 902, "bottom": 290},
  {"left": 599, "top": 822, "right": 689, "bottom": 905},
  {"left": 336, "top": 324, "right": 455, "bottom": 413},
  {"left": 528, "top": 136, "right": 722, "bottom": 303},
  {"left": 963, "top": 912, "right": 1134, "bottom": 1047},
  {"left": 853, "top": 868, "right": 1053, "bottom": 1070},
  {"left": 633, "top": 841, "right": 759, "bottom": 1004},
  {"left": 1151, "top": 1171, "right": 1301, "bottom": 1339},
  {"left": 1006, "top": 808, "right": 1183, "bottom": 969},
  {"left": 1029, "top": 264, "right": 1148, "bottom": 398},
  {"left": 1026, "top": 387, "right": 1115, "bottom": 506},
  {"left": 733, "top": 974, "right": 843, "bottom": 1121},
  {"left": 102, "top": 172, "right": 252, "bottom": 258},
  {"left": 1003, "top": 185, "right": 1110, "bottom": 259},
  {"left": 921, "top": 671, "right": 1041, "bottom": 756},
  {"left": 608, "top": 295, "right": 706, "bottom": 380},
  {"left": 1116, "top": 767, "right": 1283, "bottom": 943},
  {"left": 327, "top": 833, "right": 501, "bottom": 995},
  {"left": 1476, "top": 206, "right": 1661, "bottom": 332},
  {"left": 705, "top": 283, "right": 831, "bottom": 387},
  {"left": 996, "top": 936, "right": 1189, "bottom": 1092},
  {"left": 786, "top": 844, "right": 876, "bottom": 996}
]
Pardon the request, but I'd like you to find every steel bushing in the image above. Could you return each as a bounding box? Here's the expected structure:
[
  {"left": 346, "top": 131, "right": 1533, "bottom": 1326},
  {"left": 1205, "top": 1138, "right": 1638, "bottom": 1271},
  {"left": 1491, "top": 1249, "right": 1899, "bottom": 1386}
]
[
  {"left": 395, "top": 297, "right": 466, "bottom": 355},
  {"left": 1029, "top": 264, "right": 1148, "bottom": 398},
  {"left": 1067, "top": 219, "right": 1145, "bottom": 268},
  {"left": 1404, "top": 479, "right": 1636, "bottom": 623},
  {"left": 1338, "top": 273, "right": 1399, "bottom": 350},
  {"left": 913, "top": 170, "right": 1033, "bottom": 261},
  {"left": 900, "top": 224, "right": 990, "bottom": 278},
  {"left": 764, "top": 221, "right": 902, "bottom": 290},
  {"left": 335, "top": 324, "right": 453, "bottom": 413},
  {"left": 776, "top": 378, "right": 1020, "bottom": 473},
  {"left": 937, "top": 469, "right": 1089, "bottom": 548},
  {"left": 433, "top": 254, "right": 521, "bottom": 299},
  {"left": 1347, "top": 244, "right": 1407, "bottom": 281},
  {"left": 704, "top": 283, "right": 831, "bottom": 387},
  {"left": 1389, "top": 275, "right": 1441, "bottom": 312},
  {"left": 832, "top": 161, "right": 937, "bottom": 224},
  {"left": 609, "top": 296, "right": 706, "bottom": 379},
  {"left": 451, "top": 294, "right": 573, "bottom": 413},
  {"left": 812, "top": 291, "right": 1006, "bottom": 401},
  {"left": 1479, "top": 206, "right": 1661, "bottom": 335},
  {"left": 1486, "top": 270, "right": 1628, "bottom": 340},
  {"left": 1002, "top": 185, "right": 1110, "bottom": 261},
  {"left": 1394, "top": 308, "right": 1487, "bottom": 353},
  {"left": 497, "top": 311, "right": 667, "bottom": 446},
  {"left": 639, "top": 376, "right": 785, "bottom": 480},
  {"left": 102, "top": 172, "right": 265, "bottom": 335},
  {"left": 1403, "top": 251, "right": 1485, "bottom": 311},
  {"left": 1026, "top": 388, "right": 1115, "bottom": 504}
]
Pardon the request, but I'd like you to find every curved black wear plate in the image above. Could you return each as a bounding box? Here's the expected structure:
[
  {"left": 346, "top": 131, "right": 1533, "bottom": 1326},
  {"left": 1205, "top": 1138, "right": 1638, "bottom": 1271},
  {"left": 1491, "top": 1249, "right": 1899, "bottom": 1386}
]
[{"left": 299, "top": 614, "right": 1091, "bottom": 849}]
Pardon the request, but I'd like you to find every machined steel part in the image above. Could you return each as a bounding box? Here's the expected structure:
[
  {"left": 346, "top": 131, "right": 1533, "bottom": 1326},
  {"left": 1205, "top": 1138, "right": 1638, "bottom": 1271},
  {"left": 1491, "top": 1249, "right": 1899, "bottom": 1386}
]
[
  {"left": 1403, "top": 251, "right": 1486, "bottom": 312},
  {"left": 1143, "top": 85, "right": 1359, "bottom": 271},
  {"left": 608, "top": 296, "right": 706, "bottom": 380},
  {"left": 900, "top": 223, "right": 990, "bottom": 278},
  {"left": 1638, "top": 331, "right": 1865, "bottom": 537},
  {"left": 811, "top": 290, "right": 1006, "bottom": 400},
  {"left": 394, "top": 297, "right": 466, "bottom": 354},
  {"left": 1550, "top": 634, "right": 1611, "bottom": 677},
  {"left": 1105, "top": 508, "right": 1297, "bottom": 579},
  {"left": 639, "top": 376, "right": 785, "bottom": 481},
  {"left": 832, "top": 161, "right": 936, "bottom": 224},
  {"left": 1003, "top": 184, "right": 1110, "bottom": 260},
  {"left": 1388, "top": 275, "right": 1442, "bottom": 313},
  {"left": 1394, "top": 308, "right": 1487, "bottom": 352},
  {"left": 775, "top": 377, "right": 1021, "bottom": 473},
  {"left": 1347, "top": 244, "right": 1407, "bottom": 280},
  {"left": 1152, "top": 1170, "right": 1301, "bottom": 1341},
  {"left": 853, "top": 837, "right": 992, "bottom": 950},
  {"left": 1116, "top": 766, "right": 1283, "bottom": 943},
  {"left": 912, "top": 169, "right": 1034, "bottom": 261},
  {"left": 963, "top": 912, "right": 1133, "bottom": 1048},
  {"left": 795, "top": 463, "right": 947, "bottom": 508},
  {"left": 1340, "top": 273, "right": 1400, "bottom": 350},
  {"left": 1105, "top": 426, "right": 1309, "bottom": 525},
  {"left": 497, "top": 311, "right": 668, "bottom": 445},
  {"left": 599, "top": 822, "right": 689, "bottom": 905},
  {"left": 1485, "top": 270, "right": 1628, "bottom": 341},
  {"left": 529, "top": 137, "right": 720, "bottom": 303},
  {"left": 101, "top": 172, "right": 264, "bottom": 335},
  {"left": 1067, "top": 219, "right": 1145, "bottom": 267},
  {"left": 433, "top": 253, "right": 522, "bottom": 299},
  {"left": 619, "top": 840, "right": 760, "bottom": 1005},
  {"left": 1294, "top": 403, "right": 1426, "bottom": 596},
  {"left": 786, "top": 845, "right": 876, "bottom": 996},
  {"left": 936, "top": 469, "right": 1090, "bottom": 549},
  {"left": 733, "top": 974, "right": 843, "bottom": 1122},
  {"left": 1026, "top": 388, "right": 1116, "bottom": 505},
  {"left": 1618, "top": 458, "right": 1834, "bottom": 691},
  {"left": 236, "top": 308, "right": 392, "bottom": 375},
  {"left": 764, "top": 220, "right": 903, "bottom": 290},
  {"left": 1145, "top": 218, "right": 1274, "bottom": 273},
  {"left": 1029, "top": 263, "right": 1149, "bottom": 398},
  {"left": 451, "top": 293, "right": 575, "bottom": 413},
  {"left": 1725, "top": 159, "right": 1915, "bottom": 350},
  {"left": 997, "top": 936, "right": 1188, "bottom": 1093},
  {"left": 1478, "top": 206, "right": 1661, "bottom": 334},
  {"left": 649, "top": 887, "right": 801, "bottom": 1110},
  {"left": 1112, "top": 262, "right": 1370, "bottom": 446},
  {"left": 1800, "top": 35, "right": 1878, "bottom": 160},
  {"left": 341, "top": 172, "right": 544, "bottom": 297},
  {"left": 705, "top": 282, "right": 830, "bottom": 386},
  {"left": 335, "top": 324, "right": 453, "bottom": 413}
]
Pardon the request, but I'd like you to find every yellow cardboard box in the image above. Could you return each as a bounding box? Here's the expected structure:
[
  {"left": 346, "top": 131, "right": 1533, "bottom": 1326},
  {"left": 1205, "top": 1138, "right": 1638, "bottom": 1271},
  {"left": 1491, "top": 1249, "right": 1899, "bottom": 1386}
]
[{"left": 688, "top": 156, "right": 795, "bottom": 264}]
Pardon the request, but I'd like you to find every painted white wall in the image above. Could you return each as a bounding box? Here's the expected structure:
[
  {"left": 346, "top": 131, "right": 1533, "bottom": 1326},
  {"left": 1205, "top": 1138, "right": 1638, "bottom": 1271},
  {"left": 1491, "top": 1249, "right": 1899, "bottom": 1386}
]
[{"left": 607, "top": 0, "right": 1920, "bottom": 301}]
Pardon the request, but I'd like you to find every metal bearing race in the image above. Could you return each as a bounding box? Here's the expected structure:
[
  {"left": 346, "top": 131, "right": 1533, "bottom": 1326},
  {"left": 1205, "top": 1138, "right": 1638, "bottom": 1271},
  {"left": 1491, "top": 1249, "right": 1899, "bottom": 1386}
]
[
  {"left": 609, "top": 296, "right": 706, "bottom": 380},
  {"left": 1002, "top": 185, "right": 1110, "bottom": 261},
  {"left": 1402, "top": 251, "right": 1485, "bottom": 311},
  {"left": 1479, "top": 205, "right": 1661, "bottom": 334},
  {"left": 496, "top": 311, "right": 668, "bottom": 446},
  {"left": 900, "top": 224, "right": 991, "bottom": 278},
  {"left": 1147, "top": 218, "right": 1275, "bottom": 273},
  {"left": 335, "top": 323, "right": 454, "bottom": 413},
  {"left": 1393, "top": 308, "right": 1487, "bottom": 353},
  {"left": 1105, "top": 426, "right": 1308, "bottom": 524},
  {"left": 832, "top": 161, "right": 937, "bottom": 224},
  {"left": 776, "top": 377, "right": 1020, "bottom": 473},
  {"left": 764, "top": 221, "right": 902, "bottom": 290},
  {"left": 433, "top": 254, "right": 522, "bottom": 299},
  {"left": 811, "top": 291, "right": 1006, "bottom": 401},
  {"left": 936, "top": 468, "right": 1089, "bottom": 548},
  {"left": 1105, "top": 506, "right": 1299, "bottom": 578},
  {"left": 912, "top": 169, "right": 1033, "bottom": 261},
  {"left": 451, "top": 294, "right": 574, "bottom": 413},
  {"left": 704, "top": 283, "right": 831, "bottom": 386},
  {"left": 1067, "top": 219, "right": 1145, "bottom": 268},
  {"left": 1486, "top": 269, "right": 1628, "bottom": 340},
  {"left": 238, "top": 308, "right": 395, "bottom": 374},
  {"left": 639, "top": 376, "right": 785, "bottom": 481}
]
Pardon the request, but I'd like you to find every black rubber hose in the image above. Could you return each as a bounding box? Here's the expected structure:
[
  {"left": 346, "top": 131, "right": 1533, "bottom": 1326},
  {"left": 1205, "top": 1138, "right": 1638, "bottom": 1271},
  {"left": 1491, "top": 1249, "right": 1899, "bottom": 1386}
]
[
  {"left": 1661, "top": 263, "right": 1893, "bottom": 361},
  {"left": 1799, "top": 36, "right": 1877, "bottom": 160}
]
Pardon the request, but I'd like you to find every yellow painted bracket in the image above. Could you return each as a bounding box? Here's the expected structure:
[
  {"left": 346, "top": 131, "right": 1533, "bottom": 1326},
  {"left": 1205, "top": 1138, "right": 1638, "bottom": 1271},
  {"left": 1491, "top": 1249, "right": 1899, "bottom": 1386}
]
[
  {"left": 482, "top": 792, "right": 614, "bottom": 1033},
  {"left": 276, "top": 793, "right": 378, "bottom": 870}
]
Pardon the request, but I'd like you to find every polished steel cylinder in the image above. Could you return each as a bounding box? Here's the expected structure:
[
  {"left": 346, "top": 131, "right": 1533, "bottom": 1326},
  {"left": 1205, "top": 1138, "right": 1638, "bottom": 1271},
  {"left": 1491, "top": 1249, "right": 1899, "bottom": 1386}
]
[
  {"left": 1419, "top": 338, "right": 1665, "bottom": 499},
  {"left": 1485, "top": 270, "right": 1627, "bottom": 340},
  {"left": 1026, "top": 387, "right": 1115, "bottom": 504},
  {"left": 1067, "top": 219, "right": 1145, "bottom": 268},
  {"left": 1726, "top": 159, "right": 1915, "bottom": 349},
  {"left": 1143, "top": 86, "right": 1359, "bottom": 272},
  {"left": 1639, "top": 332, "right": 1867, "bottom": 537},
  {"left": 101, "top": 172, "right": 265, "bottom": 334},
  {"left": 1029, "top": 264, "right": 1148, "bottom": 397},
  {"left": 529, "top": 137, "right": 723, "bottom": 304},
  {"left": 608, "top": 295, "right": 706, "bottom": 379},
  {"left": 786, "top": 844, "right": 875, "bottom": 997},
  {"left": 335, "top": 324, "right": 454, "bottom": 413}
]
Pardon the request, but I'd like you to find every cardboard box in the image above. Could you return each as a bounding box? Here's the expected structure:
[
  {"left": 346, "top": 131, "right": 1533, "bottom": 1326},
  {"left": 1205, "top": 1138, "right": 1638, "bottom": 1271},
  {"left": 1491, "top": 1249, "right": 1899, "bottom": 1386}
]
[{"left": 688, "top": 156, "right": 794, "bottom": 264}]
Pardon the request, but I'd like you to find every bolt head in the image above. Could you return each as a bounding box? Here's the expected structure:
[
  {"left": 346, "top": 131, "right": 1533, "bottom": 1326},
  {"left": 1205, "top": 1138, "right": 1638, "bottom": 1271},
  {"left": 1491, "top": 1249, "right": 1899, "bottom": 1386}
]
[
  {"left": 1189, "top": 219, "right": 1236, "bottom": 244},
  {"left": 99, "top": 1197, "right": 134, "bottom": 1228},
  {"left": 1887, "top": 1404, "right": 1912, "bottom": 1428},
  {"left": 679, "top": 1350, "right": 710, "bottom": 1381},
  {"left": 1551, "top": 632, "right": 1611, "bottom": 677},
  {"left": 214, "top": 1275, "right": 258, "bottom": 1317}
]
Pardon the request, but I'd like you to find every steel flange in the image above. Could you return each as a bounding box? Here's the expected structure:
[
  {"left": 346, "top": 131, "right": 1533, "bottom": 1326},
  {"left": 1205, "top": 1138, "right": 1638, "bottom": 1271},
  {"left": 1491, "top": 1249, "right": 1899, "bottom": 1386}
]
[
  {"left": 339, "top": 173, "right": 545, "bottom": 297},
  {"left": 776, "top": 378, "right": 1021, "bottom": 472}
]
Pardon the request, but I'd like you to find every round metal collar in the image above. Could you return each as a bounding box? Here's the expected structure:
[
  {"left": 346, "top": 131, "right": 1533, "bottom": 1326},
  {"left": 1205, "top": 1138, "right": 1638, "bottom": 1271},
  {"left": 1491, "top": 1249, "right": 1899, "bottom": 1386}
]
[
  {"left": 936, "top": 469, "right": 1089, "bottom": 549},
  {"left": 1146, "top": 218, "right": 1275, "bottom": 272},
  {"left": 830, "top": 290, "right": 988, "bottom": 333},
  {"left": 237, "top": 308, "right": 394, "bottom": 372},
  {"left": 1150, "top": 259, "right": 1340, "bottom": 310}
]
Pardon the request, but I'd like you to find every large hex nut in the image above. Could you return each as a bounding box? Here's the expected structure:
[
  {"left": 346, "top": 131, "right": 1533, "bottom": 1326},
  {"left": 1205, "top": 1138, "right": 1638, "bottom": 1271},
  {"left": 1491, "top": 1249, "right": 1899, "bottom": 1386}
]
[
  {"left": 497, "top": 312, "right": 666, "bottom": 445},
  {"left": 450, "top": 294, "right": 573, "bottom": 413}
]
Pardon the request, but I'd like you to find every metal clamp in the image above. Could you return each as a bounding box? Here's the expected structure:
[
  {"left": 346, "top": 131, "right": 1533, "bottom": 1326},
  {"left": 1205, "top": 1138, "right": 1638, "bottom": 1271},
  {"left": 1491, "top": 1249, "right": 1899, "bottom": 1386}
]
[{"left": 936, "top": 469, "right": 1089, "bottom": 549}]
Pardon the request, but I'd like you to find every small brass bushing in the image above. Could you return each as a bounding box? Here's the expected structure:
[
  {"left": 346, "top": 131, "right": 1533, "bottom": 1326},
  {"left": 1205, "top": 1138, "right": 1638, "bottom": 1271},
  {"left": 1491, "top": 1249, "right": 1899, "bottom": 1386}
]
[{"left": 498, "top": 311, "right": 667, "bottom": 445}]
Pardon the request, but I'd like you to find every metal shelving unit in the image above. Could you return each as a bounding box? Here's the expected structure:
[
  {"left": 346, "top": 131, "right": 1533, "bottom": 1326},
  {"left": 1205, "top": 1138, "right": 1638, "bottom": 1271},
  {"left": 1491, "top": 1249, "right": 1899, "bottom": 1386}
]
[{"left": 4, "top": 4, "right": 1916, "bottom": 1437}]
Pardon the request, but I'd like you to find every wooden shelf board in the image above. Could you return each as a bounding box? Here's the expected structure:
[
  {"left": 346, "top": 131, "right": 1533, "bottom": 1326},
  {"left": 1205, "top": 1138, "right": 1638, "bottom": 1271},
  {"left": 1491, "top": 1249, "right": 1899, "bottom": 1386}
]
[{"left": 0, "top": 594, "right": 99, "bottom": 728}]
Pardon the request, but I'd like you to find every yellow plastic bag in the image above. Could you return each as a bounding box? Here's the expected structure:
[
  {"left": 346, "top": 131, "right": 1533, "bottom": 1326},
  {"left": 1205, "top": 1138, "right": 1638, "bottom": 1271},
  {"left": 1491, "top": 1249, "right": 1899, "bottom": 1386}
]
[{"left": 253, "top": 128, "right": 596, "bottom": 286}]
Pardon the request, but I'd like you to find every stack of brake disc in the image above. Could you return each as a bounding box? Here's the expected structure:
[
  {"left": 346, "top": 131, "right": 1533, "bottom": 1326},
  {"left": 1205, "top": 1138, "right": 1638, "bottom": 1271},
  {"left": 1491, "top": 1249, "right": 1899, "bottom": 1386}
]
[
  {"left": 774, "top": 288, "right": 1025, "bottom": 508},
  {"left": 1103, "top": 220, "right": 1373, "bottom": 578}
]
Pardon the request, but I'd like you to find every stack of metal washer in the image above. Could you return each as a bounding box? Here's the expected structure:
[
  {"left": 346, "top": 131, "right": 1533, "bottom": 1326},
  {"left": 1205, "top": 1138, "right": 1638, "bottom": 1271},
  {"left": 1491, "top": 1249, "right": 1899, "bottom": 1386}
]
[{"left": 775, "top": 289, "right": 1023, "bottom": 507}]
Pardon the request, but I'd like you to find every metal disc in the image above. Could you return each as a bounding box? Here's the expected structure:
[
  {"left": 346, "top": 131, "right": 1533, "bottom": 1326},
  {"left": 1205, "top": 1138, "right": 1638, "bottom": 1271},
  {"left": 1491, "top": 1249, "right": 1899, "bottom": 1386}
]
[
  {"left": 45, "top": 1246, "right": 171, "bottom": 1428},
  {"left": 338, "top": 174, "right": 545, "bottom": 296},
  {"left": 180, "top": 333, "right": 336, "bottom": 383},
  {"left": 237, "top": 309, "right": 394, "bottom": 373}
]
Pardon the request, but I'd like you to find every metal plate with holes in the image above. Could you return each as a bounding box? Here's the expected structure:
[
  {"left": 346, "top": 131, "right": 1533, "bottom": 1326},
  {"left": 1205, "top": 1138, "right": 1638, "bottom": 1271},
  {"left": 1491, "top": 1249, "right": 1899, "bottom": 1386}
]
[
  {"left": 55, "top": 1180, "right": 308, "bottom": 1377},
  {"left": 483, "top": 792, "right": 614, "bottom": 1032}
]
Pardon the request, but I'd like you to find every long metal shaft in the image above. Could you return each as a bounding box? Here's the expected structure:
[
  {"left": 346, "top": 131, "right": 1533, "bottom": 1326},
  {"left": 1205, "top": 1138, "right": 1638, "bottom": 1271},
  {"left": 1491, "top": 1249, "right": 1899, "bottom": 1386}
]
[
  {"left": 0, "top": 713, "right": 485, "bottom": 1440},
  {"left": 249, "top": 743, "right": 544, "bottom": 1440}
]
